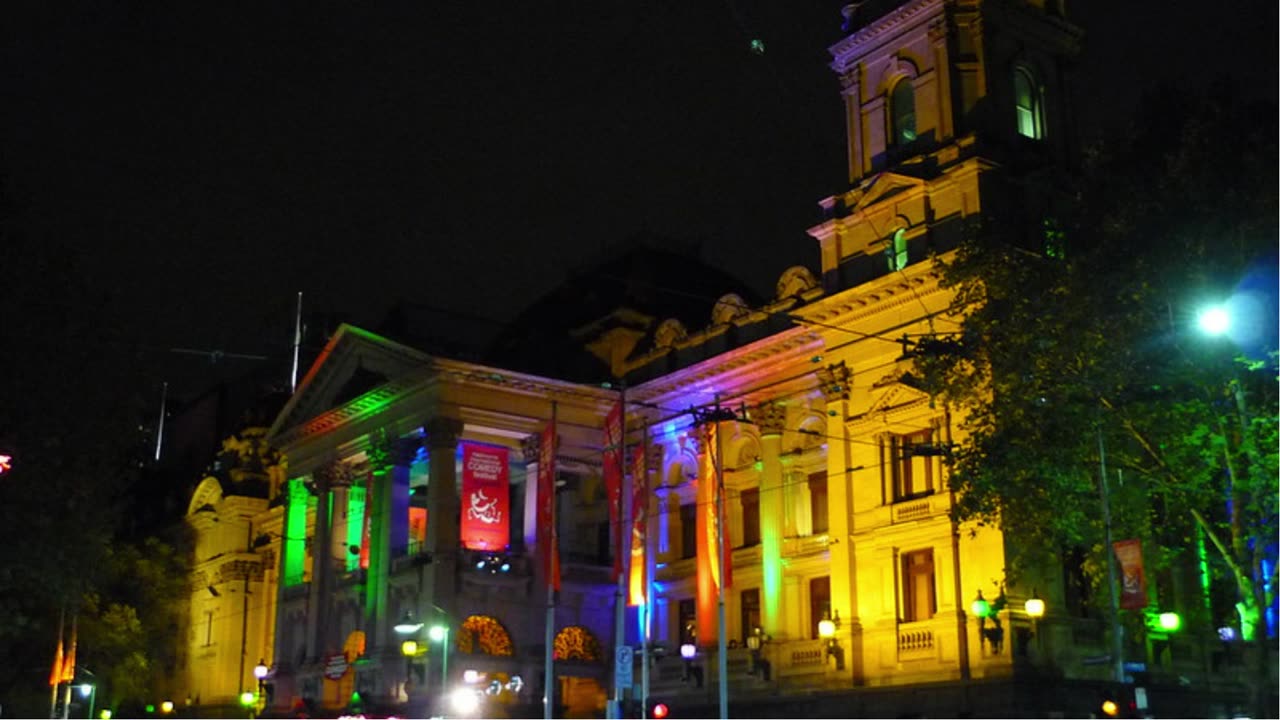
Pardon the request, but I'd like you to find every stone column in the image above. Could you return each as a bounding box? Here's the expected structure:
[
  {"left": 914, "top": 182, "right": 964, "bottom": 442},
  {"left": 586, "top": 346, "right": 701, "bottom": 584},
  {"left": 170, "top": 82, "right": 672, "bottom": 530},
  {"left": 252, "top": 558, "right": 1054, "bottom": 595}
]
[
  {"left": 423, "top": 417, "right": 464, "bottom": 627},
  {"left": 365, "top": 435, "right": 417, "bottom": 656},
  {"left": 816, "top": 361, "right": 860, "bottom": 680},
  {"left": 305, "top": 462, "right": 342, "bottom": 661},
  {"left": 755, "top": 402, "right": 786, "bottom": 639},
  {"left": 522, "top": 435, "right": 541, "bottom": 554}
]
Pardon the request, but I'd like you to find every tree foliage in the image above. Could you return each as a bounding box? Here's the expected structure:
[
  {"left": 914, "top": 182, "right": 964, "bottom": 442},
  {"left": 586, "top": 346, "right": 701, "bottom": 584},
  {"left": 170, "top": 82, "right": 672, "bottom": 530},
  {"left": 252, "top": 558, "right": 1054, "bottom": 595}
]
[{"left": 919, "top": 85, "right": 1277, "bottom": 707}]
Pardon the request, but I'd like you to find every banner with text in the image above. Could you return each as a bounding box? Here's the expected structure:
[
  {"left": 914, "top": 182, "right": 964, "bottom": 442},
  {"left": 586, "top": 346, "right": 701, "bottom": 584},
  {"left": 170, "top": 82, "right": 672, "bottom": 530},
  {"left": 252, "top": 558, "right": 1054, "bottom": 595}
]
[{"left": 460, "top": 443, "right": 510, "bottom": 551}]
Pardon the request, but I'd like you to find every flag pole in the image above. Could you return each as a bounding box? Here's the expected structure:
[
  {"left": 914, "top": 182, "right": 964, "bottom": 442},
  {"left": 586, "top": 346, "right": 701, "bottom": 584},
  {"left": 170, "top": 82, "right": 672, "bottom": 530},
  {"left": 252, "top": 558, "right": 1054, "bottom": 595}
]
[
  {"left": 610, "top": 384, "right": 628, "bottom": 719},
  {"left": 639, "top": 421, "right": 651, "bottom": 720},
  {"left": 543, "top": 401, "right": 558, "bottom": 720},
  {"left": 290, "top": 291, "right": 303, "bottom": 392},
  {"left": 715, "top": 403, "right": 728, "bottom": 720}
]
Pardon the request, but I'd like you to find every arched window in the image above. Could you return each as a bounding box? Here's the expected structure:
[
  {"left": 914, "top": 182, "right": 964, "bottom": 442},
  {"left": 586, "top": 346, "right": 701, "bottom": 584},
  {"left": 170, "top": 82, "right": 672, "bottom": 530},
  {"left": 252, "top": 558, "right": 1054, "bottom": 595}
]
[
  {"left": 891, "top": 79, "right": 916, "bottom": 146},
  {"left": 1013, "top": 65, "right": 1045, "bottom": 139},
  {"left": 886, "top": 228, "right": 909, "bottom": 271}
]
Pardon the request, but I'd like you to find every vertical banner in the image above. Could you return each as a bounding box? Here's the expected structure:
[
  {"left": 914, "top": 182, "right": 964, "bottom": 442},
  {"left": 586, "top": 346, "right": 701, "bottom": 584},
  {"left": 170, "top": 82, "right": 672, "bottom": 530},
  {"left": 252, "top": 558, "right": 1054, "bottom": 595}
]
[
  {"left": 627, "top": 442, "right": 648, "bottom": 607},
  {"left": 537, "top": 423, "right": 560, "bottom": 591},
  {"left": 1113, "top": 539, "right": 1148, "bottom": 610},
  {"left": 49, "top": 611, "right": 64, "bottom": 688},
  {"left": 603, "top": 400, "right": 624, "bottom": 581},
  {"left": 61, "top": 615, "right": 77, "bottom": 682},
  {"left": 460, "top": 443, "right": 510, "bottom": 551}
]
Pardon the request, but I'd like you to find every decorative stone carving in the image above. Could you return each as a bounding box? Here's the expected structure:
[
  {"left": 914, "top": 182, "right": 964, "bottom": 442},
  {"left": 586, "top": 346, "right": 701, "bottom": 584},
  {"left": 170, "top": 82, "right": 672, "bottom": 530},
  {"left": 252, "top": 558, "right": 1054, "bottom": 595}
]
[
  {"left": 422, "top": 416, "right": 464, "bottom": 450},
  {"left": 754, "top": 402, "right": 787, "bottom": 437},
  {"left": 314, "top": 460, "right": 354, "bottom": 490},
  {"left": 653, "top": 318, "right": 688, "bottom": 349},
  {"left": 367, "top": 429, "right": 417, "bottom": 472},
  {"left": 711, "top": 294, "right": 751, "bottom": 325},
  {"left": 775, "top": 266, "right": 819, "bottom": 300},
  {"left": 815, "top": 361, "right": 852, "bottom": 403}
]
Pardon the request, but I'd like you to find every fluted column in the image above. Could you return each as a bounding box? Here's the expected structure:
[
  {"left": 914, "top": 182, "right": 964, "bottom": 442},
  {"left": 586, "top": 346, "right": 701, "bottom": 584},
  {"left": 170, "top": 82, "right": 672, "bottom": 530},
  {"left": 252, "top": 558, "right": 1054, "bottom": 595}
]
[
  {"left": 755, "top": 402, "right": 786, "bottom": 639},
  {"left": 522, "top": 435, "right": 541, "bottom": 553},
  {"left": 424, "top": 417, "right": 464, "bottom": 626}
]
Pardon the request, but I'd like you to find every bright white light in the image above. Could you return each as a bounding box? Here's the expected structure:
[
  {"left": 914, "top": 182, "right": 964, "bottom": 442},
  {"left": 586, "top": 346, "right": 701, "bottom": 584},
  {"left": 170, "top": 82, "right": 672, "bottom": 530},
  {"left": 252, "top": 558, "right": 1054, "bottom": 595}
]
[
  {"left": 463, "top": 669, "right": 481, "bottom": 684},
  {"left": 428, "top": 625, "right": 448, "bottom": 643},
  {"left": 1198, "top": 306, "right": 1231, "bottom": 336},
  {"left": 450, "top": 687, "right": 481, "bottom": 715},
  {"left": 79, "top": 684, "right": 93, "bottom": 697}
]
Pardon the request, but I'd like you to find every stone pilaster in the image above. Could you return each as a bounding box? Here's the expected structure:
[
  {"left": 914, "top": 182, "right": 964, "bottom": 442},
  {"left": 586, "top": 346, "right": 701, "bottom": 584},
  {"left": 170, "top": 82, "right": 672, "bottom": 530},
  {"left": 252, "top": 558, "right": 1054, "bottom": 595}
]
[{"left": 755, "top": 403, "right": 786, "bottom": 638}]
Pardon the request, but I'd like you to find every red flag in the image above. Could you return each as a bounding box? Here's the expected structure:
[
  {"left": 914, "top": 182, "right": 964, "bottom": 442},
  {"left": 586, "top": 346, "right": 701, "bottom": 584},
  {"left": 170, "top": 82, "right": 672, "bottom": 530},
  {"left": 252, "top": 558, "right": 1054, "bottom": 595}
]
[
  {"left": 49, "top": 613, "right": 64, "bottom": 688},
  {"left": 627, "top": 443, "right": 648, "bottom": 607},
  {"left": 1113, "top": 539, "right": 1147, "bottom": 610},
  {"left": 603, "top": 400, "right": 624, "bottom": 581},
  {"left": 537, "top": 422, "right": 560, "bottom": 591},
  {"left": 61, "top": 615, "right": 77, "bottom": 682}
]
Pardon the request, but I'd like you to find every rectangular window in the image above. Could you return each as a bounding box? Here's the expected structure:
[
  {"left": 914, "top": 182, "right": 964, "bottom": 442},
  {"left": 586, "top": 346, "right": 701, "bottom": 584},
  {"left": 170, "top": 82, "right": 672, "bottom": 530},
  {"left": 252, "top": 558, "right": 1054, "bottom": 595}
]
[
  {"left": 678, "top": 598, "right": 697, "bottom": 645},
  {"left": 809, "top": 576, "right": 831, "bottom": 639},
  {"left": 740, "top": 489, "right": 760, "bottom": 547},
  {"left": 204, "top": 610, "right": 214, "bottom": 646},
  {"left": 680, "top": 503, "right": 697, "bottom": 559},
  {"left": 808, "top": 472, "right": 829, "bottom": 535},
  {"left": 901, "top": 549, "right": 936, "bottom": 622},
  {"left": 740, "top": 588, "right": 761, "bottom": 644},
  {"left": 886, "top": 430, "right": 935, "bottom": 502}
]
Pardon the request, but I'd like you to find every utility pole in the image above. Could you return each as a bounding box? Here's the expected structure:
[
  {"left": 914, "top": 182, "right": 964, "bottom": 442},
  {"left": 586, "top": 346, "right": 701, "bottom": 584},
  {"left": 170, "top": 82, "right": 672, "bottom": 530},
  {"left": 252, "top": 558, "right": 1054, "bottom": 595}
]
[{"left": 1098, "top": 426, "right": 1125, "bottom": 684}]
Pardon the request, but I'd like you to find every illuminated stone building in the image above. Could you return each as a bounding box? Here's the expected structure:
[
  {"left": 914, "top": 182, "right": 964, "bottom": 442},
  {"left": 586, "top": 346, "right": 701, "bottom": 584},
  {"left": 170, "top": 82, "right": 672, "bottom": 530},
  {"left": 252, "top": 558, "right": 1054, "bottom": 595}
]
[{"left": 178, "top": 1, "right": 1244, "bottom": 717}]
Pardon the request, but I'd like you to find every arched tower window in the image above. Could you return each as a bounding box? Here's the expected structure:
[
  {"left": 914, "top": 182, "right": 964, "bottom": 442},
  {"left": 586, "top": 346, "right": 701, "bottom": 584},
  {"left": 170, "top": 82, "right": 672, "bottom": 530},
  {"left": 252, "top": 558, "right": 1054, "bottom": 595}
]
[
  {"left": 1013, "top": 65, "right": 1045, "bottom": 139},
  {"left": 891, "top": 79, "right": 916, "bottom": 146},
  {"left": 886, "top": 228, "right": 909, "bottom": 271}
]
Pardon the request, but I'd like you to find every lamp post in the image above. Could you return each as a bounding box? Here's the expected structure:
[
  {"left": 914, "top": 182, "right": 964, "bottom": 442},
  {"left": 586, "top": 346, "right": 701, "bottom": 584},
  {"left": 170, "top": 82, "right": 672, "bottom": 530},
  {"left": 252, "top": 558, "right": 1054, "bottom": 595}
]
[
  {"left": 395, "top": 612, "right": 425, "bottom": 698},
  {"left": 1024, "top": 591, "right": 1046, "bottom": 658},
  {"left": 77, "top": 684, "right": 96, "bottom": 720},
  {"left": 254, "top": 659, "right": 269, "bottom": 713},
  {"left": 429, "top": 624, "right": 451, "bottom": 695},
  {"left": 679, "top": 643, "right": 702, "bottom": 687},
  {"left": 745, "top": 627, "right": 771, "bottom": 680},
  {"left": 818, "top": 610, "right": 844, "bottom": 671}
]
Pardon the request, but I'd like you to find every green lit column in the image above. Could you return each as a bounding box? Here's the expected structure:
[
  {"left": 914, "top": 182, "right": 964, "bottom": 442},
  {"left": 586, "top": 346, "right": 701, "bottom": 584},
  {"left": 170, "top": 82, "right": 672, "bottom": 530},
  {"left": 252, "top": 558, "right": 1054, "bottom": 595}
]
[
  {"left": 366, "top": 436, "right": 417, "bottom": 660},
  {"left": 755, "top": 403, "right": 786, "bottom": 637}
]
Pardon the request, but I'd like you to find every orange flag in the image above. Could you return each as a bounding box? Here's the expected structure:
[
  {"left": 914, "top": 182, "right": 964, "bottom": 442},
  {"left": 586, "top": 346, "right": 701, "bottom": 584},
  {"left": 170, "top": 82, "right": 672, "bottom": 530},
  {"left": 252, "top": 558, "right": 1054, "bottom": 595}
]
[
  {"left": 49, "top": 612, "right": 64, "bottom": 687},
  {"left": 61, "top": 615, "right": 77, "bottom": 682}
]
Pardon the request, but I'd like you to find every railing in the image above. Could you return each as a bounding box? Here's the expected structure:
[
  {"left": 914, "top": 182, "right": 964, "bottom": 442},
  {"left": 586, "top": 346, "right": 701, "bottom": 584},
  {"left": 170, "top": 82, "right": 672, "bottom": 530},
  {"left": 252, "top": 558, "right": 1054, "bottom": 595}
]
[
  {"left": 893, "top": 499, "right": 932, "bottom": 523},
  {"left": 898, "top": 623, "right": 935, "bottom": 659}
]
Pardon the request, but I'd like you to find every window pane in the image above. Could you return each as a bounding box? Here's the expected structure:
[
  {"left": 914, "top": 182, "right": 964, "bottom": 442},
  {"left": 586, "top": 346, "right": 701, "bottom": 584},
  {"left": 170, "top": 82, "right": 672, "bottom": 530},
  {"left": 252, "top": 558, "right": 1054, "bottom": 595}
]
[
  {"left": 1014, "top": 67, "right": 1043, "bottom": 139},
  {"left": 810, "top": 576, "right": 831, "bottom": 639},
  {"left": 681, "top": 503, "right": 697, "bottom": 559},
  {"left": 901, "top": 549, "right": 936, "bottom": 622},
  {"left": 740, "top": 588, "right": 761, "bottom": 643},
  {"left": 809, "top": 472, "right": 828, "bottom": 534},
  {"left": 892, "top": 80, "right": 916, "bottom": 145},
  {"left": 741, "top": 488, "right": 760, "bottom": 547}
]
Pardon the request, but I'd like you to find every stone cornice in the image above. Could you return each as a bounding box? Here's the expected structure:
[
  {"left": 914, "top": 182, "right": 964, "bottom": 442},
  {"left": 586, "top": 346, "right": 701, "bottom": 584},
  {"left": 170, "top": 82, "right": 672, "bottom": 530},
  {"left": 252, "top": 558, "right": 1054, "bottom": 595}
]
[
  {"left": 795, "top": 268, "right": 947, "bottom": 329},
  {"left": 829, "top": 0, "right": 944, "bottom": 71}
]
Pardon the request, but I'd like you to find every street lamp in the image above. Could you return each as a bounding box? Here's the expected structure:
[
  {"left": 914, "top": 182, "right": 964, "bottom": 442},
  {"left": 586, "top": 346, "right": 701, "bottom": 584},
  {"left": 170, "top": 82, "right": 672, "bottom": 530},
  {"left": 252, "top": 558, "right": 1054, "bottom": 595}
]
[
  {"left": 745, "top": 627, "right": 771, "bottom": 680},
  {"left": 428, "top": 624, "right": 451, "bottom": 694},
  {"left": 818, "top": 610, "right": 844, "bottom": 671},
  {"left": 1024, "top": 590, "right": 1046, "bottom": 657},
  {"left": 78, "top": 684, "right": 96, "bottom": 720},
  {"left": 679, "top": 643, "right": 702, "bottom": 687},
  {"left": 395, "top": 612, "right": 425, "bottom": 697},
  {"left": 254, "top": 659, "right": 269, "bottom": 712}
]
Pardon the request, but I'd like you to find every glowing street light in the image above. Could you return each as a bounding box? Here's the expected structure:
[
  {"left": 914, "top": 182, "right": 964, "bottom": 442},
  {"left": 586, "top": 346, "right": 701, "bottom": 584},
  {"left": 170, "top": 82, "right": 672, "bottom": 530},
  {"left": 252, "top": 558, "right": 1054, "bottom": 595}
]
[
  {"left": 1197, "top": 305, "right": 1231, "bottom": 336},
  {"left": 429, "top": 624, "right": 451, "bottom": 694}
]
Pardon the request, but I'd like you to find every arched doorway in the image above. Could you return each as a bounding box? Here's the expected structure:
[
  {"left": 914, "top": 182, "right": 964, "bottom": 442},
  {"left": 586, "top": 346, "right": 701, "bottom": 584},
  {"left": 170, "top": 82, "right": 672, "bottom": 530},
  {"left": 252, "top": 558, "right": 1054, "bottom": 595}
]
[{"left": 553, "top": 626, "right": 606, "bottom": 718}]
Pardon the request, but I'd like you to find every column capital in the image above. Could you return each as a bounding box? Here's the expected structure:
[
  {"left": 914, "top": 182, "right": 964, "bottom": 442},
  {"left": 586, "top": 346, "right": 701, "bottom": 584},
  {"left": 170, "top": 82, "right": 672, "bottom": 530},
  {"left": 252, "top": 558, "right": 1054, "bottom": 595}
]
[
  {"left": 928, "top": 16, "right": 949, "bottom": 44},
  {"left": 815, "top": 361, "right": 852, "bottom": 404},
  {"left": 422, "top": 416, "right": 464, "bottom": 450},
  {"left": 521, "top": 434, "right": 541, "bottom": 465},
  {"left": 367, "top": 430, "right": 418, "bottom": 472},
  {"left": 313, "top": 460, "right": 354, "bottom": 490},
  {"left": 754, "top": 403, "right": 787, "bottom": 437}
]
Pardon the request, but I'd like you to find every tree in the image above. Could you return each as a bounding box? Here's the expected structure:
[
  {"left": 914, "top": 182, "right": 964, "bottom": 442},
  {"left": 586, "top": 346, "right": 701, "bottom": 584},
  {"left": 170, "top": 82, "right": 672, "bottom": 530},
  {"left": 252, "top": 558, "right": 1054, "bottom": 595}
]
[{"left": 919, "top": 86, "right": 1277, "bottom": 715}]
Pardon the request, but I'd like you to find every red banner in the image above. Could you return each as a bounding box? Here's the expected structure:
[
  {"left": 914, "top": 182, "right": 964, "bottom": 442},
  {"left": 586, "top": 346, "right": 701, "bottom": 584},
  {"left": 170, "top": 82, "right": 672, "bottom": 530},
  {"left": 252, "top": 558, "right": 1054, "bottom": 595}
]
[
  {"left": 603, "top": 400, "right": 624, "bottom": 581},
  {"left": 537, "top": 423, "right": 560, "bottom": 591},
  {"left": 460, "top": 444, "right": 510, "bottom": 551},
  {"left": 628, "top": 443, "right": 647, "bottom": 606},
  {"left": 1113, "top": 539, "right": 1147, "bottom": 610}
]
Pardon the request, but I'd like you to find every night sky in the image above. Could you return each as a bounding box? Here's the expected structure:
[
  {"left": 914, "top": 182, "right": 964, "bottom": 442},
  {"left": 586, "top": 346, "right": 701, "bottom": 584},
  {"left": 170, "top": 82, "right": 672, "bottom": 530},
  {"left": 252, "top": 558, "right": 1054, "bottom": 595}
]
[{"left": 5, "top": 1, "right": 1277, "bottom": 401}]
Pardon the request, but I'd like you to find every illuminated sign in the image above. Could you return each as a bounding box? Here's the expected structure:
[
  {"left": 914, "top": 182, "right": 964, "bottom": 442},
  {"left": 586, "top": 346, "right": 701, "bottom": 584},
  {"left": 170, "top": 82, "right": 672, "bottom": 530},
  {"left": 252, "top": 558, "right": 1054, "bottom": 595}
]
[{"left": 460, "top": 444, "right": 510, "bottom": 550}]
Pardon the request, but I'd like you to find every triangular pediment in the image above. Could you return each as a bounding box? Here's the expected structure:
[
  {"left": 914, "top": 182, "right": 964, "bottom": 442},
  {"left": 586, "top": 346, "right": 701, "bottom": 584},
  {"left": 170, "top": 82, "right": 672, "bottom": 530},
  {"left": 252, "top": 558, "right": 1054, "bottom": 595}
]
[
  {"left": 848, "top": 172, "right": 928, "bottom": 216},
  {"left": 268, "top": 324, "right": 432, "bottom": 442}
]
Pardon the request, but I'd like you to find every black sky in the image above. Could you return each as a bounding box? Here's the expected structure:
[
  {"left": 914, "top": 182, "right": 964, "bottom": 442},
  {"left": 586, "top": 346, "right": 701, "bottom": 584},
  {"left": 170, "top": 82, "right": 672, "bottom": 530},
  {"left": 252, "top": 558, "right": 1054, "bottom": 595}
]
[{"left": 5, "top": 1, "right": 1276, "bottom": 400}]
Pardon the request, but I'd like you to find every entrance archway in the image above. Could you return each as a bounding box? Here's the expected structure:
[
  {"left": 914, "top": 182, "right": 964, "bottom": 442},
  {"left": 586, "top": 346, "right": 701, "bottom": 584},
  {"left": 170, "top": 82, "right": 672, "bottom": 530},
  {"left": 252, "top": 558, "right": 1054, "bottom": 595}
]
[{"left": 553, "top": 626, "right": 606, "bottom": 718}]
